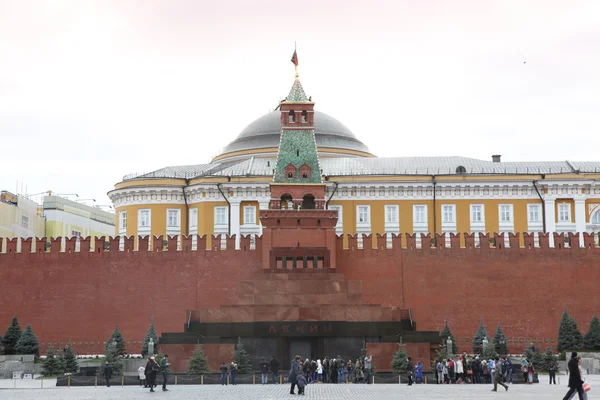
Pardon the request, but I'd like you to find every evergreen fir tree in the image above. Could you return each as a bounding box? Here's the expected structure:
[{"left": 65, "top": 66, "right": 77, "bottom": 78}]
[
  {"left": 188, "top": 345, "right": 210, "bottom": 374},
  {"left": 472, "top": 321, "right": 488, "bottom": 354},
  {"left": 493, "top": 324, "right": 507, "bottom": 354},
  {"left": 2, "top": 316, "right": 22, "bottom": 355},
  {"left": 440, "top": 321, "right": 458, "bottom": 354},
  {"left": 583, "top": 315, "right": 600, "bottom": 351},
  {"left": 104, "top": 325, "right": 127, "bottom": 356},
  {"left": 62, "top": 341, "right": 79, "bottom": 374},
  {"left": 524, "top": 345, "right": 543, "bottom": 371},
  {"left": 233, "top": 337, "right": 252, "bottom": 373},
  {"left": 558, "top": 310, "right": 583, "bottom": 351},
  {"left": 391, "top": 344, "right": 407, "bottom": 375},
  {"left": 481, "top": 342, "right": 498, "bottom": 360},
  {"left": 97, "top": 346, "right": 124, "bottom": 377},
  {"left": 541, "top": 346, "right": 558, "bottom": 372},
  {"left": 15, "top": 325, "right": 39, "bottom": 357},
  {"left": 42, "top": 346, "right": 64, "bottom": 376},
  {"left": 141, "top": 323, "right": 159, "bottom": 357},
  {"left": 435, "top": 342, "right": 449, "bottom": 363}
]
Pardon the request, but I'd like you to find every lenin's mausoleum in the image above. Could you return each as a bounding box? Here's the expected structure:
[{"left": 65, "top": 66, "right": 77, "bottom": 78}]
[{"left": 1, "top": 65, "right": 600, "bottom": 372}]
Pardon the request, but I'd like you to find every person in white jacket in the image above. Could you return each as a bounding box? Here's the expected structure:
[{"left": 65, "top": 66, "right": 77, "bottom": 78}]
[
  {"left": 317, "top": 359, "right": 323, "bottom": 382},
  {"left": 138, "top": 364, "right": 147, "bottom": 387},
  {"left": 455, "top": 357, "right": 464, "bottom": 382}
]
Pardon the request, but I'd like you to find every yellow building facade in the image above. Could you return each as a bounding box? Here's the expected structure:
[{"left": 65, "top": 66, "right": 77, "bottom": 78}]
[{"left": 108, "top": 77, "right": 600, "bottom": 249}]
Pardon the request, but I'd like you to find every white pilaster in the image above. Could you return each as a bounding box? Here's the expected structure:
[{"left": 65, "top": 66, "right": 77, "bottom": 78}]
[
  {"left": 258, "top": 202, "right": 269, "bottom": 236},
  {"left": 544, "top": 198, "right": 556, "bottom": 247},
  {"left": 230, "top": 201, "right": 241, "bottom": 250},
  {"left": 574, "top": 197, "right": 586, "bottom": 247}
]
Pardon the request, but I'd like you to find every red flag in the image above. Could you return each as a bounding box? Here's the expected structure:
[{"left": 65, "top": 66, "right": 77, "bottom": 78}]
[{"left": 291, "top": 50, "right": 298, "bottom": 67}]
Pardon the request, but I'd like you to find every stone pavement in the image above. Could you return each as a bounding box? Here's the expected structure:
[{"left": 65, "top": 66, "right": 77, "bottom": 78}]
[{"left": 0, "top": 377, "right": 597, "bottom": 400}]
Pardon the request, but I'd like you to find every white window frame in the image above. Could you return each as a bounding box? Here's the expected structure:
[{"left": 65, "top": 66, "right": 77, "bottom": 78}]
[
  {"left": 138, "top": 209, "right": 151, "bottom": 228},
  {"left": 215, "top": 206, "right": 228, "bottom": 226},
  {"left": 385, "top": 205, "right": 399, "bottom": 224},
  {"left": 167, "top": 209, "right": 180, "bottom": 228},
  {"left": 328, "top": 204, "right": 343, "bottom": 234},
  {"left": 244, "top": 206, "right": 256, "bottom": 225},
  {"left": 558, "top": 203, "right": 571, "bottom": 222},
  {"left": 71, "top": 230, "right": 81, "bottom": 238},
  {"left": 592, "top": 210, "right": 600, "bottom": 224},
  {"left": 442, "top": 205, "right": 456, "bottom": 223},
  {"left": 189, "top": 208, "right": 198, "bottom": 229},
  {"left": 357, "top": 205, "right": 370, "bottom": 224},
  {"left": 528, "top": 204, "right": 541, "bottom": 223},
  {"left": 499, "top": 204, "right": 513, "bottom": 223},
  {"left": 413, "top": 205, "right": 427, "bottom": 224},
  {"left": 470, "top": 204, "right": 484, "bottom": 223},
  {"left": 21, "top": 215, "right": 29, "bottom": 229},
  {"left": 119, "top": 211, "right": 127, "bottom": 230}
]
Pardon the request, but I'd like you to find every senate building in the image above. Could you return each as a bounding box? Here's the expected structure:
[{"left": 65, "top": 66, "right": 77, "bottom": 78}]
[{"left": 107, "top": 75, "right": 600, "bottom": 251}]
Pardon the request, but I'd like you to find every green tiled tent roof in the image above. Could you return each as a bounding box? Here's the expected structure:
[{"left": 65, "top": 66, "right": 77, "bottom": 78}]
[{"left": 286, "top": 78, "right": 309, "bottom": 102}]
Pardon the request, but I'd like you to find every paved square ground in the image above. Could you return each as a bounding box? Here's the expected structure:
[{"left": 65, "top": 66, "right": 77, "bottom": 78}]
[{"left": 0, "top": 376, "right": 596, "bottom": 400}]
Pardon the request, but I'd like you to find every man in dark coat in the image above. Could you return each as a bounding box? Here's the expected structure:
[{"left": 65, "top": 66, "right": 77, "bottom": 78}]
[
  {"left": 562, "top": 352, "right": 585, "bottom": 400},
  {"left": 406, "top": 357, "right": 414, "bottom": 386},
  {"left": 103, "top": 362, "right": 113, "bottom": 387},
  {"left": 270, "top": 356, "right": 280, "bottom": 384},
  {"left": 289, "top": 355, "right": 301, "bottom": 395},
  {"left": 145, "top": 356, "right": 159, "bottom": 392}
]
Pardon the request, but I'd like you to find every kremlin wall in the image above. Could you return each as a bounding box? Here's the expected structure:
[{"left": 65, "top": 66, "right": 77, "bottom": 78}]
[{"left": 0, "top": 231, "right": 598, "bottom": 372}]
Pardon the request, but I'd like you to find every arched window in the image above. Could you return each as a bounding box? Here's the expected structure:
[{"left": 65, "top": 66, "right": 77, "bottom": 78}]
[
  {"left": 456, "top": 165, "right": 467, "bottom": 174},
  {"left": 285, "top": 164, "right": 296, "bottom": 178},
  {"left": 280, "top": 194, "right": 293, "bottom": 209},
  {"left": 288, "top": 110, "right": 295, "bottom": 123},
  {"left": 301, "top": 110, "right": 307, "bottom": 123},
  {"left": 592, "top": 210, "right": 600, "bottom": 224},
  {"left": 299, "top": 164, "right": 311, "bottom": 179},
  {"left": 302, "top": 194, "right": 315, "bottom": 210}
]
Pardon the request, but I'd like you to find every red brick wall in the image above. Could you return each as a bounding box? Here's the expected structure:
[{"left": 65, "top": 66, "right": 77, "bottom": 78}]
[{"left": 0, "top": 234, "right": 598, "bottom": 361}]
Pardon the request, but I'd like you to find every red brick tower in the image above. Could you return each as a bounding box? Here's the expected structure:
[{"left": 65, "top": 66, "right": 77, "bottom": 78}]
[{"left": 260, "top": 74, "right": 338, "bottom": 269}]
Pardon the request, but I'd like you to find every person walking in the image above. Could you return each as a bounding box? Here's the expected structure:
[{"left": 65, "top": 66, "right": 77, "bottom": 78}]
[
  {"left": 138, "top": 364, "right": 146, "bottom": 387},
  {"left": 562, "top": 352, "right": 585, "bottom": 400},
  {"left": 289, "top": 355, "right": 301, "bottom": 395},
  {"left": 270, "top": 356, "right": 280, "bottom": 384},
  {"left": 406, "top": 357, "right": 414, "bottom": 386},
  {"left": 504, "top": 358, "right": 513, "bottom": 384},
  {"left": 220, "top": 361, "right": 228, "bottom": 385},
  {"left": 415, "top": 361, "right": 423, "bottom": 383},
  {"left": 491, "top": 357, "right": 508, "bottom": 392},
  {"left": 160, "top": 354, "right": 170, "bottom": 391},
  {"left": 103, "top": 361, "right": 113, "bottom": 387},
  {"left": 145, "top": 356, "right": 159, "bottom": 392},
  {"left": 260, "top": 357, "right": 269, "bottom": 385}
]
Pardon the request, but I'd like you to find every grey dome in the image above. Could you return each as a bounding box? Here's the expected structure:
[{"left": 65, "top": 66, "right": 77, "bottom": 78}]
[{"left": 219, "top": 111, "right": 371, "bottom": 156}]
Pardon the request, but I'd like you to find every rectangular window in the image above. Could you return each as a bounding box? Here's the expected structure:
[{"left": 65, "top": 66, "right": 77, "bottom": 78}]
[
  {"left": 528, "top": 204, "right": 541, "bottom": 222},
  {"left": 442, "top": 205, "right": 455, "bottom": 223},
  {"left": 244, "top": 206, "right": 256, "bottom": 225},
  {"left": 357, "top": 205, "right": 370, "bottom": 223},
  {"left": 167, "top": 209, "right": 180, "bottom": 227},
  {"left": 119, "top": 211, "right": 127, "bottom": 229},
  {"left": 471, "top": 205, "right": 483, "bottom": 222},
  {"left": 139, "top": 209, "right": 150, "bottom": 227},
  {"left": 71, "top": 230, "right": 81, "bottom": 237},
  {"left": 414, "top": 205, "right": 427, "bottom": 223},
  {"left": 21, "top": 215, "right": 29, "bottom": 229},
  {"left": 215, "top": 207, "right": 228, "bottom": 225},
  {"left": 190, "top": 209, "right": 198, "bottom": 229},
  {"left": 500, "top": 204, "right": 512, "bottom": 222},
  {"left": 558, "top": 203, "right": 571, "bottom": 222},
  {"left": 385, "top": 205, "right": 398, "bottom": 223}
]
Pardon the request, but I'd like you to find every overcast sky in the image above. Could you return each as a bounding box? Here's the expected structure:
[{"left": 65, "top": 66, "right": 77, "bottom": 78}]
[{"left": 1, "top": 0, "right": 599, "bottom": 206}]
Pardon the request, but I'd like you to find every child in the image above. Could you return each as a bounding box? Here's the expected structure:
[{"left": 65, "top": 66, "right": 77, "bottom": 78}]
[{"left": 297, "top": 373, "right": 307, "bottom": 395}]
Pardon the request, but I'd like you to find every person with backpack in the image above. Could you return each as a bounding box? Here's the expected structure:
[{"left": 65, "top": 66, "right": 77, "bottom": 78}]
[
  {"left": 289, "top": 355, "right": 301, "bottom": 395},
  {"left": 491, "top": 356, "right": 509, "bottom": 392}
]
